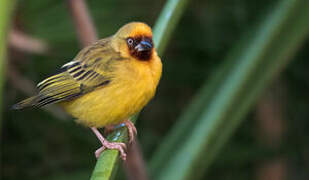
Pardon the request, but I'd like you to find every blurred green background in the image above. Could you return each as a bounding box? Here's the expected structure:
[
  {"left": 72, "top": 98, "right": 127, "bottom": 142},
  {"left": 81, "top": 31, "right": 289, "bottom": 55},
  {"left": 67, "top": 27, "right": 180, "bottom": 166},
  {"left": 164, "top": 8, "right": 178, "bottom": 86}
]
[{"left": 2, "top": 0, "right": 309, "bottom": 179}]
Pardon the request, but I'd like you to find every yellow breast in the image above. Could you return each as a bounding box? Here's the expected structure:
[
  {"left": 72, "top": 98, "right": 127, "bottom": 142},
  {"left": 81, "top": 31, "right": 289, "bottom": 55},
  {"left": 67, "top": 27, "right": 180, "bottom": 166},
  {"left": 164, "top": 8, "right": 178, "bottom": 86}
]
[{"left": 60, "top": 53, "right": 162, "bottom": 127}]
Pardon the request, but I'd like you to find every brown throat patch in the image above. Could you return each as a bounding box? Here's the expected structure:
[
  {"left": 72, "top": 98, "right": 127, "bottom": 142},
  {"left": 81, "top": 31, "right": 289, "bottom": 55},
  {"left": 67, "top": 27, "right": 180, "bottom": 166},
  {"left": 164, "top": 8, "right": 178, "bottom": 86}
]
[{"left": 127, "top": 36, "right": 153, "bottom": 61}]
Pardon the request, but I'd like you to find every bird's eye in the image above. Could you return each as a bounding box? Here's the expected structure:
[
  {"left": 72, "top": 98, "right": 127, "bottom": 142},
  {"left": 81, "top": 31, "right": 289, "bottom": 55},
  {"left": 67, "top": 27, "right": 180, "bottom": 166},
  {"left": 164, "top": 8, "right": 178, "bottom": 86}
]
[{"left": 127, "top": 38, "right": 134, "bottom": 46}]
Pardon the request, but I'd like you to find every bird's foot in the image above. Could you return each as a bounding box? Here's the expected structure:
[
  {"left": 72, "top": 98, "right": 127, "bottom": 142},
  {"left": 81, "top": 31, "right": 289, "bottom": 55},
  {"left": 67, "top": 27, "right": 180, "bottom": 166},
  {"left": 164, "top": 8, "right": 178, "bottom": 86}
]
[
  {"left": 91, "top": 127, "right": 127, "bottom": 160},
  {"left": 94, "top": 141, "right": 127, "bottom": 160}
]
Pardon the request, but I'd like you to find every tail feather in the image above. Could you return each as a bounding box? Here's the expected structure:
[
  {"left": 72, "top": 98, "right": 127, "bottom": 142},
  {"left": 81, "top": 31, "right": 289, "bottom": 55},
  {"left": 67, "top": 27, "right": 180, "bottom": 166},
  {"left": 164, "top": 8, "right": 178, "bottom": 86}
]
[{"left": 12, "top": 96, "right": 37, "bottom": 110}]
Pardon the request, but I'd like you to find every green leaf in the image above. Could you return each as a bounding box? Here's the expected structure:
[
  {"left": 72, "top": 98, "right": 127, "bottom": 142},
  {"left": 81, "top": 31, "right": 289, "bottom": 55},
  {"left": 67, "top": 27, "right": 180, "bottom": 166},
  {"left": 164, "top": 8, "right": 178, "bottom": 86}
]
[
  {"left": 153, "top": 0, "right": 190, "bottom": 54},
  {"left": 151, "top": 0, "right": 309, "bottom": 179}
]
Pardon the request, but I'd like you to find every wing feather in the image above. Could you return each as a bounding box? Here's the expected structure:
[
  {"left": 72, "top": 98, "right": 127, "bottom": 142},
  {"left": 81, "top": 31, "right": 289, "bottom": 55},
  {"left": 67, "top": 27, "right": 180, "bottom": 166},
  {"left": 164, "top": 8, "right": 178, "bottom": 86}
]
[{"left": 31, "top": 38, "right": 121, "bottom": 107}]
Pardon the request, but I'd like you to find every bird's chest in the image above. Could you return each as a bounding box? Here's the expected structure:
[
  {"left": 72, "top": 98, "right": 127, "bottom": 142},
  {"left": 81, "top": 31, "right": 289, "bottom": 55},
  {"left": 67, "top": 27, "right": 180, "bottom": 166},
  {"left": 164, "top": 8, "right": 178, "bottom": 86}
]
[{"left": 112, "top": 67, "right": 156, "bottom": 115}]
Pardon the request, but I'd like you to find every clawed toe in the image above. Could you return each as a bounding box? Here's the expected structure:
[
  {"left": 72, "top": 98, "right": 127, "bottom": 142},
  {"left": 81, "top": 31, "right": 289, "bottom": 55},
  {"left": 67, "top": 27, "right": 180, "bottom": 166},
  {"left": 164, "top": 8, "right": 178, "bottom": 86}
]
[
  {"left": 94, "top": 142, "right": 127, "bottom": 160},
  {"left": 91, "top": 127, "right": 128, "bottom": 160},
  {"left": 95, "top": 146, "right": 105, "bottom": 159},
  {"left": 91, "top": 124, "right": 136, "bottom": 161}
]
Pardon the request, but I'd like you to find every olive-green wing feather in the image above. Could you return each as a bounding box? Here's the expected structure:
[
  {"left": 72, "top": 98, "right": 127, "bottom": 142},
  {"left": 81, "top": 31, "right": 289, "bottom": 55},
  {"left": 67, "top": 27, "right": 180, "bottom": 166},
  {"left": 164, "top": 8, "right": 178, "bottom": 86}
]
[{"left": 12, "top": 38, "right": 124, "bottom": 109}]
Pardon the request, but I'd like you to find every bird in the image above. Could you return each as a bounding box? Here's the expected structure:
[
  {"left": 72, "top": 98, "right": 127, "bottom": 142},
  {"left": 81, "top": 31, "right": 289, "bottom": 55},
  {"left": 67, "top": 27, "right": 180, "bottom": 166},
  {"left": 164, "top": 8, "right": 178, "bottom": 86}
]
[{"left": 12, "top": 22, "right": 162, "bottom": 160}]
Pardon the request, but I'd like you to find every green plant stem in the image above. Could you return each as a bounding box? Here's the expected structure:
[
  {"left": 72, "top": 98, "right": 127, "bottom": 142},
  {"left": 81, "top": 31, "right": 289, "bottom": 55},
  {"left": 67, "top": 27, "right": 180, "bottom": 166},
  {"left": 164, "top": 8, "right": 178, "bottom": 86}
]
[
  {"left": 0, "top": 0, "right": 15, "bottom": 176},
  {"left": 0, "top": 0, "right": 15, "bottom": 131},
  {"left": 151, "top": 0, "right": 309, "bottom": 179},
  {"left": 90, "top": 0, "right": 190, "bottom": 179},
  {"left": 153, "top": 0, "right": 190, "bottom": 54},
  {"left": 90, "top": 116, "right": 135, "bottom": 180}
]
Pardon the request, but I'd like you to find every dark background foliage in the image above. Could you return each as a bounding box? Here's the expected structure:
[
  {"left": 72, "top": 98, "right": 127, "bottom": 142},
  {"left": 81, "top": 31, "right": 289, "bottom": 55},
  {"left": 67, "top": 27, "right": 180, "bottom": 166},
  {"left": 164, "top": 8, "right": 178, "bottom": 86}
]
[{"left": 2, "top": 0, "right": 309, "bottom": 179}]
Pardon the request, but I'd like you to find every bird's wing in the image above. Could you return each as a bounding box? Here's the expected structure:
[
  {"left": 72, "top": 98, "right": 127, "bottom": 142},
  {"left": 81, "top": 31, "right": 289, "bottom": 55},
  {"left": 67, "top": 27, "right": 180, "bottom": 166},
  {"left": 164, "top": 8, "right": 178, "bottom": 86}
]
[{"left": 33, "top": 39, "right": 124, "bottom": 107}]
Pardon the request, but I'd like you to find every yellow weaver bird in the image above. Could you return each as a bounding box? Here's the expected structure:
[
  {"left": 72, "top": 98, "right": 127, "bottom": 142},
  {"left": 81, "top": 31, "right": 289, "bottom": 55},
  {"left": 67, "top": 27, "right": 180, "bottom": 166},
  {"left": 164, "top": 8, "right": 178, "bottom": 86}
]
[{"left": 12, "top": 22, "right": 162, "bottom": 160}]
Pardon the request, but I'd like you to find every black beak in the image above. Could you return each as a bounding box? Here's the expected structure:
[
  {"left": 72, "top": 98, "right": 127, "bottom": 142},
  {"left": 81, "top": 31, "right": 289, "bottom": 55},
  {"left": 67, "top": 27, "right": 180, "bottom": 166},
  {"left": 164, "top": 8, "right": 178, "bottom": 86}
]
[{"left": 135, "top": 40, "right": 153, "bottom": 52}]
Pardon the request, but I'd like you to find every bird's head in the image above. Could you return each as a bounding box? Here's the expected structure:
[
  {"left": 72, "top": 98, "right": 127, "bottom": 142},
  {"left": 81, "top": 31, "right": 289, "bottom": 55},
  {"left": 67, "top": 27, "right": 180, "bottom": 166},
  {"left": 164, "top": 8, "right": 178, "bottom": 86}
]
[{"left": 112, "top": 22, "right": 154, "bottom": 61}]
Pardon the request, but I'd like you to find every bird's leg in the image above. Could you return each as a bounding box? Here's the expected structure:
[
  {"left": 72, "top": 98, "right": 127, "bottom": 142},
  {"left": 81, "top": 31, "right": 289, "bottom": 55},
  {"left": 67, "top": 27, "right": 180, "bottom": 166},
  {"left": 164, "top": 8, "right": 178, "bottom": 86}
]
[
  {"left": 123, "top": 119, "right": 137, "bottom": 144},
  {"left": 91, "top": 127, "right": 127, "bottom": 160},
  {"left": 103, "top": 119, "right": 137, "bottom": 144}
]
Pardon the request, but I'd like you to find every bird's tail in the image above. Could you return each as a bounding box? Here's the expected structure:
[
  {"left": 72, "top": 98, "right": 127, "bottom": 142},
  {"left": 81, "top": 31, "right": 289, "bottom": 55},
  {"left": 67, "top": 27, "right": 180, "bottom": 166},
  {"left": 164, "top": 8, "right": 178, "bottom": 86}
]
[{"left": 12, "top": 96, "right": 37, "bottom": 110}]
